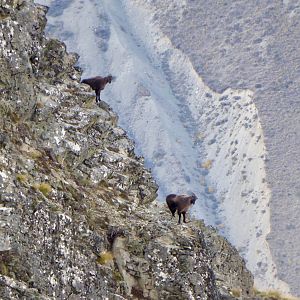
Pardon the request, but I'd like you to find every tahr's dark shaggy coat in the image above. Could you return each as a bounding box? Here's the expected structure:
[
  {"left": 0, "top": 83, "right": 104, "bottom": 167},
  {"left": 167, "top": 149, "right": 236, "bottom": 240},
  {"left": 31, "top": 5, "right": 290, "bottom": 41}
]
[
  {"left": 166, "top": 193, "right": 197, "bottom": 224},
  {"left": 81, "top": 75, "right": 113, "bottom": 103}
]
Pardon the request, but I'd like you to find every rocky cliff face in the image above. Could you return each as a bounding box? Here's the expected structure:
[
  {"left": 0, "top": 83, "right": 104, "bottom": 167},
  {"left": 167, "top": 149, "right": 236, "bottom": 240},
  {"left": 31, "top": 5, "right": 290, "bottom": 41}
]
[{"left": 0, "top": 1, "right": 255, "bottom": 299}]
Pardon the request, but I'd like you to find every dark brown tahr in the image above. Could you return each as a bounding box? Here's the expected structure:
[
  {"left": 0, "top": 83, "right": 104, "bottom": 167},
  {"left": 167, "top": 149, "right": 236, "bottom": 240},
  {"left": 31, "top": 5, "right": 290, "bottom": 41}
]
[
  {"left": 166, "top": 193, "right": 197, "bottom": 224},
  {"left": 81, "top": 75, "right": 113, "bottom": 103}
]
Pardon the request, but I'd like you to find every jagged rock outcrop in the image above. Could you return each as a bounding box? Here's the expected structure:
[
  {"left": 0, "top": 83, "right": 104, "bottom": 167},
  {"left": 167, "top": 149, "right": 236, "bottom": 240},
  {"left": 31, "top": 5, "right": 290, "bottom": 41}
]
[{"left": 0, "top": 1, "right": 255, "bottom": 299}]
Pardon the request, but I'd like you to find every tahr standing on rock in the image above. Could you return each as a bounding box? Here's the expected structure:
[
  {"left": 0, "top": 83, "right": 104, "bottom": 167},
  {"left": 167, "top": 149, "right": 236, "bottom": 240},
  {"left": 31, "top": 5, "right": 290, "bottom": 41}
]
[
  {"left": 166, "top": 193, "right": 197, "bottom": 224},
  {"left": 81, "top": 75, "right": 113, "bottom": 103}
]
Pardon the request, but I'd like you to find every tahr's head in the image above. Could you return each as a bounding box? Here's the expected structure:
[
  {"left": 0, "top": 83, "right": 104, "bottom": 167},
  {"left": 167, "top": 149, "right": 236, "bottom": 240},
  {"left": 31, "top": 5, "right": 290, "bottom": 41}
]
[
  {"left": 106, "top": 75, "right": 113, "bottom": 83},
  {"left": 190, "top": 192, "right": 197, "bottom": 204}
]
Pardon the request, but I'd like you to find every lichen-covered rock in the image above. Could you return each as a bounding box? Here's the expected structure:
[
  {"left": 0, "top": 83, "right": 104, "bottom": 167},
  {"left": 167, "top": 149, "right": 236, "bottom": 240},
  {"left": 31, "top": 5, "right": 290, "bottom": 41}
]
[{"left": 0, "top": 1, "right": 255, "bottom": 299}]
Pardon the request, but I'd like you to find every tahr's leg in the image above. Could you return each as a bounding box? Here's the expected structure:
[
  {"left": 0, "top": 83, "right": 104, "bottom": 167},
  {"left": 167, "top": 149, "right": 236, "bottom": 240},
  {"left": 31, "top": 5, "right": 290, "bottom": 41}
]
[
  {"left": 96, "top": 90, "right": 101, "bottom": 103},
  {"left": 183, "top": 212, "right": 187, "bottom": 223},
  {"left": 178, "top": 213, "right": 181, "bottom": 224},
  {"left": 171, "top": 208, "right": 176, "bottom": 217}
]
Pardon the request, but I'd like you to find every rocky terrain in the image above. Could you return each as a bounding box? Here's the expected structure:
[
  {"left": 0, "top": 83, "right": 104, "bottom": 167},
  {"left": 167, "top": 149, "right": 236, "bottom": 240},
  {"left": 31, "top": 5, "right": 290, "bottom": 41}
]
[
  {"left": 0, "top": 1, "right": 260, "bottom": 299},
  {"left": 34, "top": 0, "right": 300, "bottom": 295}
]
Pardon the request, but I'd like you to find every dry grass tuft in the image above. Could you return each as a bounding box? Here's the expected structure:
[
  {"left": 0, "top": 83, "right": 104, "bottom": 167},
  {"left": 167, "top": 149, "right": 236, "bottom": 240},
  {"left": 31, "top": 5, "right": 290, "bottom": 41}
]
[
  {"left": 201, "top": 159, "right": 212, "bottom": 169},
  {"left": 33, "top": 182, "right": 52, "bottom": 196},
  {"left": 16, "top": 173, "right": 28, "bottom": 183},
  {"left": 231, "top": 288, "right": 241, "bottom": 297},
  {"left": 96, "top": 251, "right": 114, "bottom": 265},
  {"left": 29, "top": 149, "right": 42, "bottom": 159},
  {"left": 254, "top": 288, "right": 300, "bottom": 300}
]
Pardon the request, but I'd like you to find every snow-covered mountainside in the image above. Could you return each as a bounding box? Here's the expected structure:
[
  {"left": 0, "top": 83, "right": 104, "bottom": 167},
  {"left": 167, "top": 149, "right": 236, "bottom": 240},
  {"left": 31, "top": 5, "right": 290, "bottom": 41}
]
[{"left": 36, "top": 0, "right": 299, "bottom": 296}]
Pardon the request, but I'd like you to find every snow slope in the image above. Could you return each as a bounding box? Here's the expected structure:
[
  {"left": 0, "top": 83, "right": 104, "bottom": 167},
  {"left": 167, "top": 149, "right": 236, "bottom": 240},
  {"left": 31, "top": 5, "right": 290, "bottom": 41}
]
[{"left": 36, "top": 0, "right": 291, "bottom": 294}]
